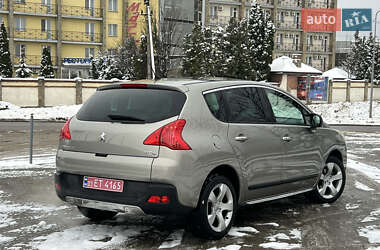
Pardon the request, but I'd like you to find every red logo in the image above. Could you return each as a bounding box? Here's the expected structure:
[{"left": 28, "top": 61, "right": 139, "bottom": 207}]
[{"left": 301, "top": 9, "right": 341, "bottom": 31}]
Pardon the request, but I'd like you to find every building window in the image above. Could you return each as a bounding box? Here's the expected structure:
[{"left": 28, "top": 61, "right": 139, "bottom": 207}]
[
  {"left": 230, "top": 7, "right": 237, "bottom": 18},
  {"left": 306, "top": 56, "right": 312, "bottom": 66},
  {"left": 85, "top": 48, "right": 95, "bottom": 58},
  {"left": 108, "top": 0, "right": 117, "bottom": 11},
  {"left": 322, "top": 57, "right": 327, "bottom": 71},
  {"left": 15, "top": 0, "right": 26, "bottom": 4},
  {"left": 85, "top": 23, "right": 95, "bottom": 35},
  {"left": 276, "top": 34, "right": 283, "bottom": 45},
  {"left": 108, "top": 24, "right": 117, "bottom": 37},
  {"left": 85, "top": 0, "right": 94, "bottom": 9},
  {"left": 41, "top": 19, "right": 51, "bottom": 32},
  {"left": 277, "top": 11, "right": 284, "bottom": 23},
  {"left": 15, "top": 44, "right": 26, "bottom": 57},
  {"left": 15, "top": 17, "right": 26, "bottom": 31},
  {"left": 0, "top": 0, "right": 3, "bottom": 9},
  {"left": 210, "top": 6, "right": 218, "bottom": 17}
]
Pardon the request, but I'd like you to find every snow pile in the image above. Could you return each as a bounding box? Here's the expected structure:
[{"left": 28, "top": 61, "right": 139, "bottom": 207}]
[
  {"left": 33, "top": 224, "right": 148, "bottom": 250},
  {"left": 354, "top": 181, "right": 374, "bottom": 192},
  {"left": 158, "top": 230, "right": 184, "bottom": 249},
  {"left": 322, "top": 67, "right": 349, "bottom": 80},
  {"left": 271, "top": 56, "right": 322, "bottom": 74},
  {"left": 0, "top": 101, "right": 20, "bottom": 110},
  {"left": 0, "top": 104, "right": 81, "bottom": 120},
  {"left": 228, "top": 226, "right": 259, "bottom": 237},
  {"left": 361, "top": 209, "right": 380, "bottom": 223},
  {"left": 259, "top": 229, "right": 302, "bottom": 249},
  {"left": 309, "top": 101, "right": 380, "bottom": 125},
  {"left": 358, "top": 225, "right": 380, "bottom": 244},
  {"left": 347, "top": 157, "right": 380, "bottom": 184}
]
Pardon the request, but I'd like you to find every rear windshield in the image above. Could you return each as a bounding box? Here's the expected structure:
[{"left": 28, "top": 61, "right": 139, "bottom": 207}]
[{"left": 77, "top": 88, "right": 186, "bottom": 123}]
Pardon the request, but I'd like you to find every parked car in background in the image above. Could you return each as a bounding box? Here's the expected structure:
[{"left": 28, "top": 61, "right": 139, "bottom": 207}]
[{"left": 55, "top": 80, "right": 347, "bottom": 239}]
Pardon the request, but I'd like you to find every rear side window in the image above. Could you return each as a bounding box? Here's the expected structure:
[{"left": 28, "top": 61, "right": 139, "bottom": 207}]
[
  {"left": 204, "top": 87, "right": 268, "bottom": 124},
  {"left": 204, "top": 91, "right": 228, "bottom": 122},
  {"left": 77, "top": 88, "right": 186, "bottom": 123},
  {"left": 223, "top": 87, "right": 268, "bottom": 124}
]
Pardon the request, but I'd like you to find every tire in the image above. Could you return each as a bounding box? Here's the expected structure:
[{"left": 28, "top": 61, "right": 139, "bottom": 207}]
[
  {"left": 190, "top": 175, "right": 237, "bottom": 240},
  {"left": 310, "top": 156, "right": 346, "bottom": 203},
  {"left": 77, "top": 206, "right": 117, "bottom": 221}
]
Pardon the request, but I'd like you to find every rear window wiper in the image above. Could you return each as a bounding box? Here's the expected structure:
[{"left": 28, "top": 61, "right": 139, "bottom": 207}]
[{"left": 107, "top": 114, "right": 146, "bottom": 123}]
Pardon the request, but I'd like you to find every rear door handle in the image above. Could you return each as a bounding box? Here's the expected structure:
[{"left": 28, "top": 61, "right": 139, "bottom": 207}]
[
  {"left": 235, "top": 136, "right": 248, "bottom": 142},
  {"left": 282, "top": 136, "right": 292, "bottom": 142}
]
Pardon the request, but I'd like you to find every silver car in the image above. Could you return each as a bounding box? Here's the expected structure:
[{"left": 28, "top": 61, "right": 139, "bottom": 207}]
[{"left": 55, "top": 80, "right": 347, "bottom": 239}]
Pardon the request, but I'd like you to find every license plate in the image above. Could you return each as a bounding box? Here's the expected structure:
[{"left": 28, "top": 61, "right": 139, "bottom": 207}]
[{"left": 83, "top": 176, "right": 124, "bottom": 193}]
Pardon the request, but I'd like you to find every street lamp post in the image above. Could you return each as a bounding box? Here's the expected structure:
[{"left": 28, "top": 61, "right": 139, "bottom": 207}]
[
  {"left": 144, "top": 0, "right": 156, "bottom": 81},
  {"left": 370, "top": 10, "right": 380, "bottom": 118}
]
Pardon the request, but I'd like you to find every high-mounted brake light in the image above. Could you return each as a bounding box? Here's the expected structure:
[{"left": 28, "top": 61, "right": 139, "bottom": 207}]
[
  {"left": 120, "top": 83, "right": 147, "bottom": 88},
  {"left": 59, "top": 118, "right": 72, "bottom": 140},
  {"left": 143, "top": 119, "right": 191, "bottom": 150}
]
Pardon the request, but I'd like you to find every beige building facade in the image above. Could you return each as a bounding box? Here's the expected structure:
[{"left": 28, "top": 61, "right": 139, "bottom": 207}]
[{"left": 200, "top": 0, "right": 337, "bottom": 71}]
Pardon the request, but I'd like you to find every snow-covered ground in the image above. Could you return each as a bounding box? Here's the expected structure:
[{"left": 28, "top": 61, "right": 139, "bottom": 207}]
[
  {"left": 1, "top": 100, "right": 380, "bottom": 125},
  {"left": 309, "top": 101, "right": 380, "bottom": 125},
  {"left": 1, "top": 118, "right": 380, "bottom": 249}
]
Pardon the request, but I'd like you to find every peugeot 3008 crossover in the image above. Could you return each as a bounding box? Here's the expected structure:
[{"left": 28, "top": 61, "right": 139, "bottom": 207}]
[{"left": 55, "top": 80, "right": 347, "bottom": 239}]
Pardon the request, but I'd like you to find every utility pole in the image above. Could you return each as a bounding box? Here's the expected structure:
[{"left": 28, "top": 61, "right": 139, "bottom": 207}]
[
  {"left": 201, "top": 0, "right": 206, "bottom": 28},
  {"left": 370, "top": 10, "right": 380, "bottom": 119},
  {"left": 144, "top": 0, "right": 156, "bottom": 81}
]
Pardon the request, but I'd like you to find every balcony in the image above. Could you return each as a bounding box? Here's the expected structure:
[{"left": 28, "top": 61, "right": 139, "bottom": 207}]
[
  {"left": 306, "top": 1, "right": 334, "bottom": 9},
  {"left": 278, "top": 0, "right": 301, "bottom": 9},
  {"left": 306, "top": 44, "right": 331, "bottom": 53},
  {"left": 14, "top": 29, "right": 57, "bottom": 41},
  {"left": 277, "top": 21, "right": 301, "bottom": 30},
  {"left": 275, "top": 43, "right": 302, "bottom": 52},
  {"left": 14, "top": 2, "right": 57, "bottom": 15},
  {"left": 248, "top": 0, "right": 274, "bottom": 8},
  {"left": 14, "top": 55, "right": 57, "bottom": 66},
  {"left": 61, "top": 5, "right": 102, "bottom": 19},
  {"left": 62, "top": 31, "right": 102, "bottom": 44},
  {"left": 209, "top": 15, "right": 238, "bottom": 27}
]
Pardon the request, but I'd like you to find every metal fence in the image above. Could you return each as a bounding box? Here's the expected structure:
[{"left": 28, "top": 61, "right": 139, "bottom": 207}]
[
  {"left": 14, "top": 29, "right": 57, "bottom": 41},
  {"left": 62, "top": 31, "right": 102, "bottom": 43},
  {"left": 61, "top": 5, "right": 102, "bottom": 18},
  {"left": 14, "top": 55, "right": 57, "bottom": 66},
  {"left": 14, "top": 2, "right": 57, "bottom": 15}
]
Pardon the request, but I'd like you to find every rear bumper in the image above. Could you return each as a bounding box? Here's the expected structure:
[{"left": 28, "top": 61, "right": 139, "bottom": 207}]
[{"left": 55, "top": 172, "right": 193, "bottom": 216}]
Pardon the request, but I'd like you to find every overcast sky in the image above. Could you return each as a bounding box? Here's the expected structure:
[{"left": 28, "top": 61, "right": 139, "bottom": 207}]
[{"left": 337, "top": 0, "right": 380, "bottom": 41}]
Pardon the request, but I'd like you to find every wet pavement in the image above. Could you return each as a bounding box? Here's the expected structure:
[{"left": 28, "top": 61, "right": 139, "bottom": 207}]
[{"left": 0, "top": 122, "right": 379, "bottom": 250}]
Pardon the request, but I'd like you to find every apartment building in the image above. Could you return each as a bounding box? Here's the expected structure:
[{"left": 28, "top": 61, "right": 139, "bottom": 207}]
[
  {"left": 199, "top": 0, "right": 337, "bottom": 71},
  {"left": 0, "top": 0, "right": 135, "bottom": 78}
]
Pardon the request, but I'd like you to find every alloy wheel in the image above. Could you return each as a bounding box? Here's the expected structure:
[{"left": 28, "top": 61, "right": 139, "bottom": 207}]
[
  {"left": 317, "top": 162, "right": 343, "bottom": 199},
  {"left": 207, "top": 183, "right": 234, "bottom": 232}
]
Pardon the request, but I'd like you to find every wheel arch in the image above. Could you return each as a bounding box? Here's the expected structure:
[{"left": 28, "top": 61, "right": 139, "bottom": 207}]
[{"left": 202, "top": 164, "right": 241, "bottom": 202}]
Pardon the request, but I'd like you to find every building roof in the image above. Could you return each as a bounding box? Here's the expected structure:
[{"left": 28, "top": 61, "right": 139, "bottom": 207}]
[
  {"left": 322, "top": 67, "right": 349, "bottom": 80},
  {"left": 270, "top": 56, "right": 322, "bottom": 75}
]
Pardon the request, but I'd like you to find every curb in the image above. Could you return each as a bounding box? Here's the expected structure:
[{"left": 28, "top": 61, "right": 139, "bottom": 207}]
[
  {"left": 0, "top": 119, "right": 66, "bottom": 123},
  {"left": 329, "top": 124, "right": 380, "bottom": 127}
]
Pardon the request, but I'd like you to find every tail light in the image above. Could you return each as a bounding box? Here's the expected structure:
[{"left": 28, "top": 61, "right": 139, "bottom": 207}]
[
  {"left": 143, "top": 119, "right": 191, "bottom": 150},
  {"left": 60, "top": 118, "right": 72, "bottom": 140}
]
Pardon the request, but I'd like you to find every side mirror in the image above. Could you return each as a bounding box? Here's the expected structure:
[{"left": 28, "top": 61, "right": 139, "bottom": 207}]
[{"left": 310, "top": 114, "right": 323, "bottom": 129}]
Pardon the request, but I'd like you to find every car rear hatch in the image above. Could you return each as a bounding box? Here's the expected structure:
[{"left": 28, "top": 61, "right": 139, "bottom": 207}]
[{"left": 57, "top": 84, "right": 187, "bottom": 181}]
